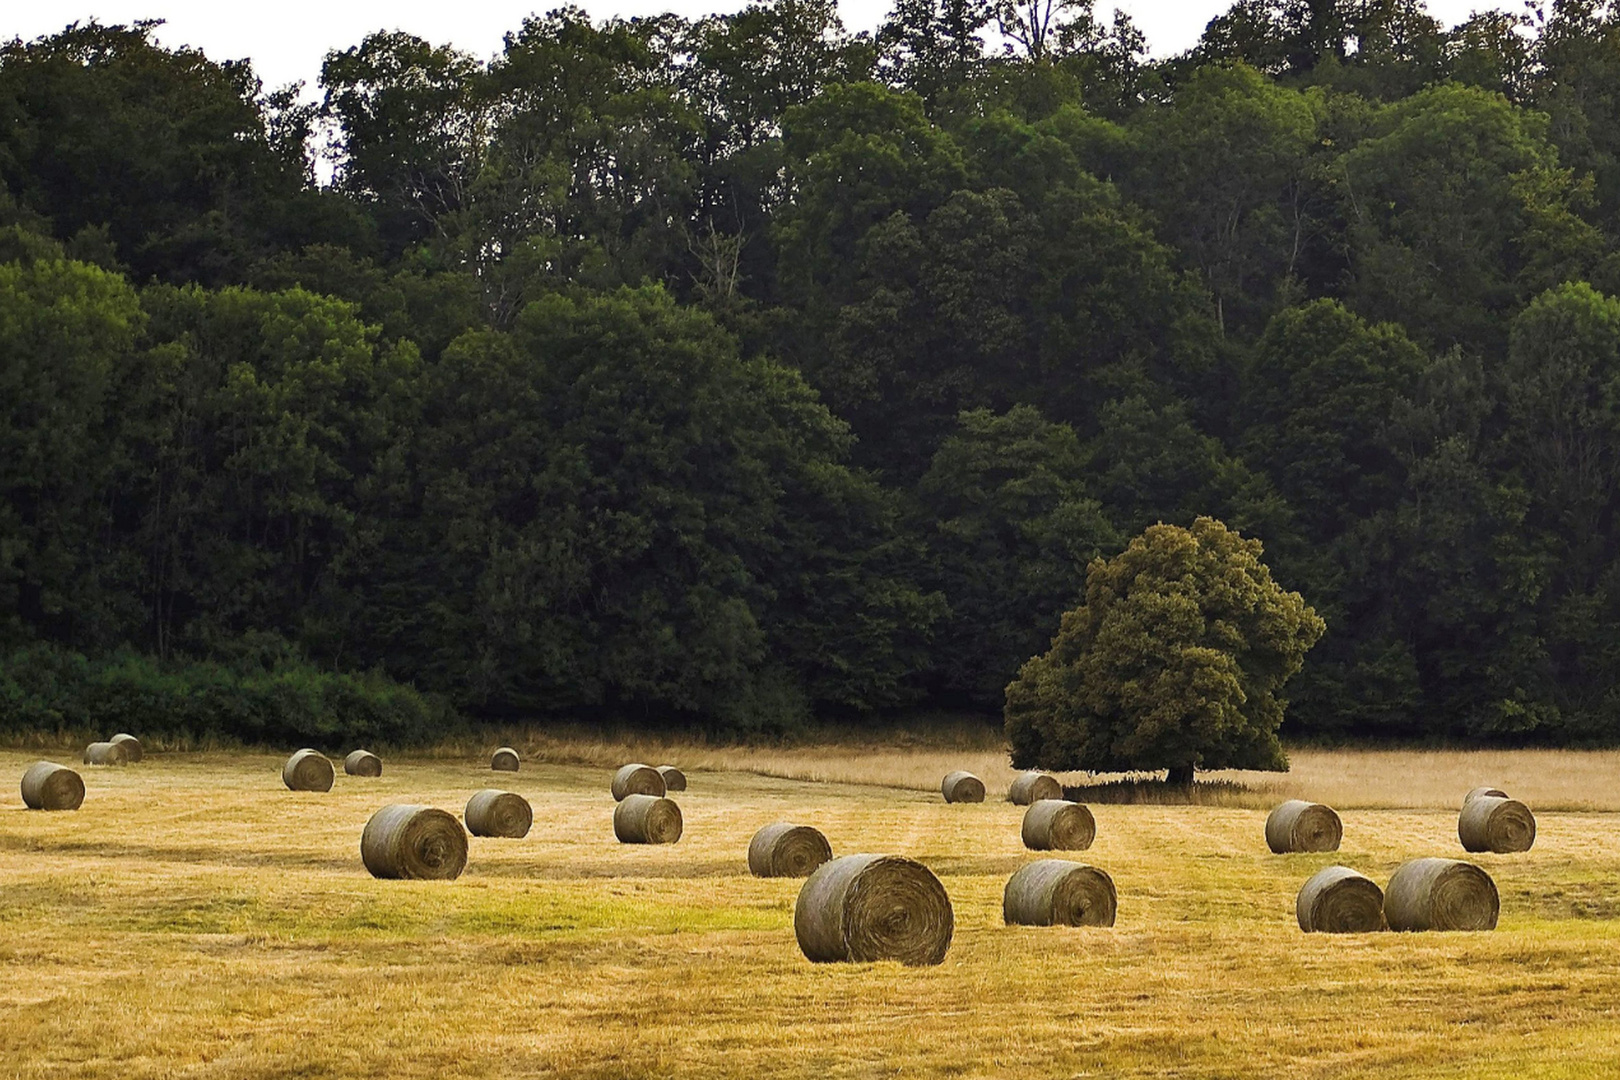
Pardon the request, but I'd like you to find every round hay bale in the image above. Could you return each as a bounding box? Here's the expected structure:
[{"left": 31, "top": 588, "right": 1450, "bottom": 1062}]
[
  {"left": 465, "top": 789, "right": 533, "bottom": 838},
  {"left": 611, "top": 763, "right": 666, "bottom": 801},
  {"left": 1458, "top": 795, "right": 1536, "bottom": 854},
  {"left": 1008, "top": 772, "right": 1063, "bottom": 805},
  {"left": 794, "top": 854, "right": 953, "bottom": 965},
  {"left": 748, "top": 823, "right": 833, "bottom": 878},
  {"left": 109, "top": 733, "right": 143, "bottom": 762},
  {"left": 656, "top": 765, "right": 687, "bottom": 792},
  {"left": 361, "top": 804, "right": 469, "bottom": 880},
  {"left": 491, "top": 747, "right": 520, "bottom": 772},
  {"left": 1003, "top": 859, "right": 1116, "bottom": 927},
  {"left": 344, "top": 749, "right": 382, "bottom": 777},
  {"left": 1385, "top": 857, "right": 1499, "bottom": 932},
  {"left": 941, "top": 770, "right": 985, "bottom": 803},
  {"left": 1463, "top": 785, "right": 1508, "bottom": 808},
  {"left": 614, "top": 794, "right": 682, "bottom": 844},
  {"left": 82, "top": 741, "right": 128, "bottom": 766},
  {"left": 282, "top": 749, "right": 335, "bottom": 792},
  {"left": 1021, "top": 799, "right": 1096, "bottom": 851},
  {"left": 20, "top": 762, "right": 85, "bottom": 811},
  {"left": 1265, "top": 800, "right": 1343, "bottom": 853},
  {"left": 1296, "top": 866, "right": 1386, "bottom": 933}
]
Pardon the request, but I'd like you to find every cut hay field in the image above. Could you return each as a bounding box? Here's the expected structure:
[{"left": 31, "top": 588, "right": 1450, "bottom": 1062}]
[{"left": 3, "top": 743, "right": 1620, "bottom": 1079}]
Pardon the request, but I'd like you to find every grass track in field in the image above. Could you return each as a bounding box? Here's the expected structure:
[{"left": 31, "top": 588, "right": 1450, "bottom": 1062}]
[{"left": 2, "top": 746, "right": 1619, "bottom": 1078}]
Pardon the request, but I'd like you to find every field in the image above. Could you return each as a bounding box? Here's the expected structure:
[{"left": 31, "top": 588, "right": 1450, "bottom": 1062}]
[{"left": 4, "top": 740, "right": 1620, "bottom": 1078}]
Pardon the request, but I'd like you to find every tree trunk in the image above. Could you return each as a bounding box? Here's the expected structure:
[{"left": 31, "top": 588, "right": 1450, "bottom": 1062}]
[{"left": 1166, "top": 764, "right": 1195, "bottom": 788}]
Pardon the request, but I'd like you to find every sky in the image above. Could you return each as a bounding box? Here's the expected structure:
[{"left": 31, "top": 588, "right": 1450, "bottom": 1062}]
[{"left": 5, "top": 1, "right": 1500, "bottom": 96}]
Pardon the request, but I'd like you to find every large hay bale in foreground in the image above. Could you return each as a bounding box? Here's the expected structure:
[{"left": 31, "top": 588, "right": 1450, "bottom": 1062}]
[
  {"left": 941, "top": 771, "right": 985, "bottom": 803},
  {"left": 1458, "top": 795, "right": 1536, "bottom": 853},
  {"left": 795, "top": 854, "right": 953, "bottom": 965},
  {"left": 1003, "top": 859, "right": 1117, "bottom": 927},
  {"left": 1265, "top": 800, "right": 1343, "bottom": 853},
  {"left": 611, "top": 764, "right": 666, "bottom": 801},
  {"left": 344, "top": 750, "right": 382, "bottom": 777},
  {"left": 282, "top": 749, "right": 335, "bottom": 792},
  {"left": 614, "top": 794, "right": 682, "bottom": 844},
  {"left": 1385, "top": 857, "right": 1499, "bottom": 932},
  {"left": 1008, "top": 772, "right": 1063, "bottom": 805},
  {"left": 656, "top": 765, "right": 687, "bottom": 792},
  {"left": 21, "top": 762, "right": 85, "bottom": 811},
  {"left": 361, "top": 804, "right": 469, "bottom": 880},
  {"left": 465, "top": 789, "right": 533, "bottom": 838},
  {"left": 109, "top": 733, "right": 143, "bottom": 762},
  {"left": 1296, "top": 866, "right": 1386, "bottom": 933},
  {"left": 748, "top": 823, "right": 833, "bottom": 878},
  {"left": 1463, "top": 785, "right": 1507, "bottom": 808},
  {"left": 82, "top": 741, "right": 128, "bottom": 766},
  {"left": 491, "top": 747, "right": 520, "bottom": 772},
  {"left": 1021, "top": 799, "right": 1096, "bottom": 851}
]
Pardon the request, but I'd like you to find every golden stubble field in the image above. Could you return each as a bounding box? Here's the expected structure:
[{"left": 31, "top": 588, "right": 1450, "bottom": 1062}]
[{"left": 3, "top": 744, "right": 1620, "bottom": 1079}]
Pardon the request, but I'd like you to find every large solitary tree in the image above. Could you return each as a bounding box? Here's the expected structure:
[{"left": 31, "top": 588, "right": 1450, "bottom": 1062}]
[{"left": 1004, "top": 516, "right": 1323, "bottom": 784}]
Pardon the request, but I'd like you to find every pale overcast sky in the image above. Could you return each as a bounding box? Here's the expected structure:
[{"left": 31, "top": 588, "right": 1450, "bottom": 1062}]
[{"left": 5, "top": 1, "right": 1502, "bottom": 95}]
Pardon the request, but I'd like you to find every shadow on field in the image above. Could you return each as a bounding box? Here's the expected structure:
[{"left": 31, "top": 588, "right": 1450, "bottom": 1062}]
[
  {"left": 0, "top": 833, "right": 356, "bottom": 873},
  {"left": 1061, "top": 779, "right": 1253, "bottom": 806}
]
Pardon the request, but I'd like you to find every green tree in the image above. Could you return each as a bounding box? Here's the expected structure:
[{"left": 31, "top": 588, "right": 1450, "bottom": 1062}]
[{"left": 1004, "top": 516, "right": 1323, "bottom": 783}]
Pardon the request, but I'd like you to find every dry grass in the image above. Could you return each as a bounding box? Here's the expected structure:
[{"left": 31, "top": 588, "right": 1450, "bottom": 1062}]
[{"left": 4, "top": 743, "right": 1620, "bottom": 1078}]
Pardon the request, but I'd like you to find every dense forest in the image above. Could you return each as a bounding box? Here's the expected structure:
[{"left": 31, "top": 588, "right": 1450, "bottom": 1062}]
[{"left": 6, "top": 0, "right": 1620, "bottom": 744}]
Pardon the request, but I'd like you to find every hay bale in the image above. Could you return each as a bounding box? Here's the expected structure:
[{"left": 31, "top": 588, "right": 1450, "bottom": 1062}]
[
  {"left": 614, "top": 793, "right": 682, "bottom": 844},
  {"left": 1458, "top": 795, "right": 1536, "bottom": 853},
  {"left": 1385, "top": 857, "right": 1499, "bottom": 932},
  {"left": 1021, "top": 799, "right": 1096, "bottom": 851},
  {"left": 611, "top": 763, "right": 666, "bottom": 801},
  {"left": 656, "top": 765, "right": 687, "bottom": 792},
  {"left": 748, "top": 823, "right": 833, "bottom": 878},
  {"left": 282, "top": 749, "right": 335, "bottom": 792},
  {"left": 82, "top": 741, "right": 128, "bottom": 766},
  {"left": 465, "top": 789, "right": 533, "bottom": 838},
  {"left": 940, "top": 770, "right": 985, "bottom": 803},
  {"left": 491, "top": 747, "right": 520, "bottom": 772},
  {"left": 1008, "top": 772, "right": 1063, "bottom": 805},
  {"left": 1296, "top": 866, "right": 1386, "bottom": 933},
  {"left": 109, "top": 733, "right": 143, "bottom": 762},
  {"left": 1265, "top": 800, "right": 1343, "bottom": 853},
  {"left": 1463, "top": 785, "right": 1508, "bottom": 809},
  {"left": 344, "top": 749, "right": 383, "bottom": 777},
  {"left": 20, "top": 762, "right": 85, "bottom": 811},
  {"left": 1003, "top": 859, "right": 1116, "bottom": 927},
  {"left": 361, "top": 804, "right": 469, "bottom": 880},
  {"left": 794, "top": 854, "right": 953, "bottom": 965}
]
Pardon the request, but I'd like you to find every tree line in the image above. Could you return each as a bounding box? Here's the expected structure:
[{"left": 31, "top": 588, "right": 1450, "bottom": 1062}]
[{"left": 6, "top": 2, "right": 1620, "bottom": 742}]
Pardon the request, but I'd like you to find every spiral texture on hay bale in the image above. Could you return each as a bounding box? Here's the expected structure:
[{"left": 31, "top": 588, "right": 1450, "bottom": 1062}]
[
  {"left": 109, "top": 734, "right": 143, "bottom": 762},
  {"left": 491, "top": 747, "right": 520, "bottom": 772},
  {"left": 1385, "top": 857, "right": 1499, "bottom": 932},
  {"left": 21, "top": 762, "right": 85, "bottom": 811},
  {"left": 1265, "top": 800, "right": 1343, "bottom": 853},
  {"left": 82, "top": 741, "right": 128, "bottom": 766},
  {"left": 611, "top": 764, "right": 666, "bottom": 801},
  {"left": 344, "top": 750, "right": 383, "bottom": 777},
  {"left": 656, "top": 765, "right": 687, "bottom": 792},
  {"left": 282, "top": 749, "right": 335, "bottom": 792},
  {"left": 1021, "top": 799, "right": 1096, "bottom": 851},
  {"left": 614, "top": 794, "right": 682, "bottom": 844},
  {"left": 940, "top": 770, "right": 985, "bottom": 803},
  {"left": 1008, "top": 772, "right": 1063, "bottom": 805},
  {"left": 465, "top": 789, "right": 533, "bottom": 838},
  {"left": 748, "top": 823, "right": 833, "bottom": 878},
  {"left": 1003, "top": 859, "right": 1117, "bottom": 927},
  {"left": 361, "top": 804, "right": 469, "bottom": 880},
  {"left": 1458, "top": 795, "right": 1536, "bottom": 854},
  {"left": 795, "top": 854, "right": 953, "bottom": 965},
  {"left": 1296, "top": 866, "right": 1386, "bottom": 933}
]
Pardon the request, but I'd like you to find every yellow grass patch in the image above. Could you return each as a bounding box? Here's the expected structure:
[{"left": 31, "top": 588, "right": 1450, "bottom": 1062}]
[{"left": 2, "top": 745, "right": 1619, "bottom": 1078}]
